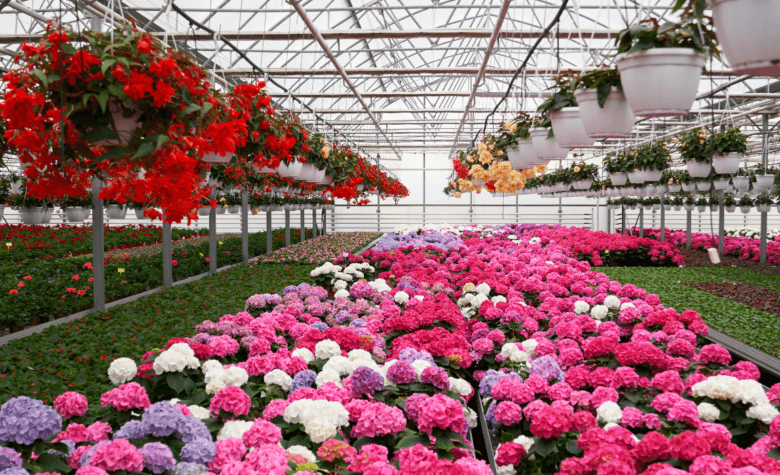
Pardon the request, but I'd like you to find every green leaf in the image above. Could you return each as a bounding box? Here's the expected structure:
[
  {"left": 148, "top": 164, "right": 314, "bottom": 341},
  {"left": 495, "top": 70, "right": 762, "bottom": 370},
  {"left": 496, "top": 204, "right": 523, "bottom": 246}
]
[
  {"left": 396, "top": 434, "right": 429, "bottom": 449},
  {"left": 97, "top": 90, "right": 110, "bottom": 114},
  {"left": 81, "top": 126, "right": 116, "bottom": 143},
  {"left": 131, "top": 142, "right": 156, "bottom": 160},
  {"left": 532, "top": 437, "right": 558, "bottom": 457},
  {"left": 166, "top": 371, "right": 193, "bottom": 395},
  {"left": 596, "top": 82, "right": 612, "bottom": 108},
  {"left": 434, "top": 435, "right": 455, "bottom": 451},
  {"left": 32, "top": 452, "right": 71, "bottom": 473},
  {"left": 101, "top": 58, "right": 118, "bottom": 75}
]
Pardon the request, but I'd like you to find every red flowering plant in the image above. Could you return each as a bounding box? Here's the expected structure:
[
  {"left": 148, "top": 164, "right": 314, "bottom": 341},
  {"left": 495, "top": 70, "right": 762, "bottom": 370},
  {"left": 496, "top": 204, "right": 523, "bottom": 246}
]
[{"left": 0, "top": 21, "right": 241, "bottom": 223}]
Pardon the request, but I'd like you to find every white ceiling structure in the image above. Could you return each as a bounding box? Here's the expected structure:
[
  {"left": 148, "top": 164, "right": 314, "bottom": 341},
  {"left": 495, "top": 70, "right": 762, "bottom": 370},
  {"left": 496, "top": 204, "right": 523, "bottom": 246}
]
[{"left": 0, "top": 0, "right": 779, "bottom": 166}]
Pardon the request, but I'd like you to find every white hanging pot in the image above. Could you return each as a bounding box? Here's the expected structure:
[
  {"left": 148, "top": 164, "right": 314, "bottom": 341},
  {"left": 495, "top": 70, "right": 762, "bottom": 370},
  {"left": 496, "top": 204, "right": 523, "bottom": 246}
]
[
  {"left": 712, "top": 0, "right": 780, "bottom": 76},
  {"left": 323, "top": 175, "right": 334, "bottom": 186},
  {"left": 19, "top": 207, "right": 46, "bottom": 225},
  {"left": 681, "top": 182, "right": 697, "bottom": 192},
  {"left": 198, "top": 207, "right": 211, "bottom": 216},
  {"left": 277, "top": 161, "right": 303, "bottom": 178},
  {"left": 134, "top": 208, "right": 146, "bottom": 220},
  {"left": 684, "top": 203, "right": 695, "bottom": 211},
  {"left": 610, "top": 172, "right": 628, "bottom": 186},
  {"left": 733, "top": 176, "right": 751, "bottom": 192},
  {"left": 356, "top": 184, "right": 365, "bottom": 191},
  {"left": 216, "top": 206, "right": 226, "bottom": 215},
  {"left": 627, "top": 170, "right": 645, "bottom": 184},
  {"left": 674, "top": 205, "right": 682, "bottom": 211},
  {"left": 713, "top": 177, "right": 731, "bottom": 190},
  {"left": 644, "top": 169, "right": 663, "bottom": 182},
  {"left": 105, "top": 204, "right": 127, "bottom": 220},
  {"left": 646, "top": 184, "right": 657, "bottom": 194},
  {"left": 311, "top": 167, "right": 327, "bottom": 184},
  {"left": 696, "top": 181, "right": 712, "bottom": 192},
  {"left": 755, "top": 174, "right": 775, "bottom": 190},
  {"left": 656, "top": 183, "right": 668, "bottom": 195},
  {"left": 757, "top": 203, "right": 772, "bottom": 213},
  {"left": 255, "top": 165, "right": 277, "bottom": 174},
  {"left": 65, "top": 207, "right": 89, "bottom": 222},
  {"left": 574, "top": 88, "right": 636, "bottom": 138},
  {"left": 726, "top": 206, "right": 736, "bottom": 213},
  {"left": 203, "top": 152, "right": 234, "bottom": 163},
  {"left": 668, "top": 183, "right": 682, "bottom": 193},
  {"left": 686, "top": 160, "right": 712, "bottom": 178},
  {"left": 530, "top": 128, "right": 569, "bottom": 160},
  {"left": 517, "top": 138, "right": 548, "bottom": 165},
  {"left": 98, "top": 99, "right": 142, "bottom": 146},
  {"left": 696, "top": 205, "right": 706, "bottom": 213},
  {"left": 615, "top": 48, "right": 706, "bottom": 117},
  {"left": 506, "top": 145, "right": 526, "bottom": 169},
  {"left": 228, "top": 205, "right": 240, "bottom": 214},
  {"left": 653, "top": 203, "right": 661, "bottom": 211},
  {"left": 549, "top": 107, "right": 595, "bottom": 149},
  {"left": 573, "top": 179, "right": 593, "bottom": 190},
  {"left": 740, "top": 205, "right": 753, "bottom": 214},
  {"left": 712, "top": 153, "right": 743, "bottom": 175}
]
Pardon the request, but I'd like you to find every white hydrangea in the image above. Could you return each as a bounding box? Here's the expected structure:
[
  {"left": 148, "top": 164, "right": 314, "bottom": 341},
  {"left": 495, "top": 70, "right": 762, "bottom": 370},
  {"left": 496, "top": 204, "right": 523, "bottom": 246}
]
[
  {"left": 510, "top": 350, "right": 528, "bottom": 363},
  {"left": 394, "top": 291, "right": 410, "bottom": 304},
  {"left": 410, "top": 360, "right": 432, "bottom": 377},
  {"left": 513, "top": 435, "right": 535, "bottom": 453},
  {"left": 574, "top": 301, "right": 590, "bottom": 314},
  {"left": 188, "top": 405, "right": 212, "bottom": 420},
  {"left": 153, "top": 350, "right": 200, "bottom": 375},
  {"left": 204, "top": 368, "right": 226, "bottom": 385},
  {"left": 529, "top": 237, "right": 541, "bottom": 244},
  {"left": 466, "top": 407, "right": 478, "bottom": 429},
  {"left": 222, "top": 366, "right": 249, "bottom": 387},
  {"left": 475, "top": 283, "right": 491, "bottom": 295},
  {"left": 205, "top": 379, "right": 227, "bottom": 395},
  {"left": 168, "top": 343, "right": 196, "bottom": 358},
  {"left": 283, "top": 400, "right": 350, "bottom": 444},
  {"left": 603, "top": 295, "right": 621, "bottom": 308},
  {"left": 347, "top": 349, "right": 373, "bottom": 362},
  {"left": 462, "top": 283, "right": 476, "bottom": 293},
  {"left": 746, "top": 403, "right": 779, "bottom": 424},
  {"left": 108, "top": 358, "right": 137, "bottom": 386},
  {"left": 287, "top": 445, "right": 316, "bottom": 463},
  {"left": 499, "top": 342, "right": 521, "bottom": 359},
  {"left": 292, "top": 348, "right": 315, "bottom": 363},
  {"left": 521, "top": 339, "right": 538, "bottom": 358},
  {"left": 738, "top": 380, "right": 770, "bottom": 406},
  {"left": 496, "top": 465, "right": 517, "bottom": 475},
  {"left": 334, "top": 289, "right": 350, "bottom": 298},
  {"left": 691, "top": 375, "right": 770, "bottom": 406},
  {"left": 315, "top": 368, "right": 341, "bottom": 387},
  {"left": 264, "top": 369, "right": 293, "bottom": 391},
  {"left": 449, "top": 377, "right": 472, "bottom": 396},
  {"left": 315, "top": 340, "right": 342, "bottom": 360},
  {"left": 596, "top": 401, "right": 623, "bottom": 424},
  {"left": 217, "top": 420, "right": 254, "bottom": 440},
  {"left": 590, "top": 305, "right": 609, "bottom": 320},
  {"left": 310, "top": 262, "right": 342, "bottom": 277},
  {"left": 471, "top": 294, "right": 489, "bottom": 308},
  {"left": 619, "top": 302, "right": 635, "bottom": 311},
  {"left": 323, "top": 356, "right": 352, "bottom": 376},
  {"left": 333, "top": 280, "right": 348, "bottom": 291},
  {"left": 697, "top": 402, "right": 720, "bottom": 422},
  {"left": 491, "top": 296, "right": 507, "bottom": 304},
  {"left": 202, "top": 360, "right": 223, "bottom": 375}
]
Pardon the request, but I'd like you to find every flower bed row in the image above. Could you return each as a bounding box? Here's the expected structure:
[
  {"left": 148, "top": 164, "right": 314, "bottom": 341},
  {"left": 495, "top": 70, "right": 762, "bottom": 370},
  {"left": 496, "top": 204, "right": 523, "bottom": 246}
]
[
  {"left": 0, "top": 229, "right": 312, "bottom": 330},
  {"left": 0, "top": 224, "right": 205, "bottom": 264},
  {"left": 628, "top": 227, "right": 780, "bottom": 266},
  {"left": 251, "top": 232, "right": 383, "bottom": 264},
  {"left": 0, "top": 224, "right": 778, "bottom": 475}
]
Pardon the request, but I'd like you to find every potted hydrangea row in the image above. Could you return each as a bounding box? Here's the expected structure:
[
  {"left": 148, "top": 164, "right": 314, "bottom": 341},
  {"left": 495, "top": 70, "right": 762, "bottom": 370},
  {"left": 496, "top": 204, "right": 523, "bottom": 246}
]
[
  {"left": 573, "top": 67, "right": 636, "bottom": 138},
  {"left": 615, "top": 17, "right": 716, "bottom": 116}
]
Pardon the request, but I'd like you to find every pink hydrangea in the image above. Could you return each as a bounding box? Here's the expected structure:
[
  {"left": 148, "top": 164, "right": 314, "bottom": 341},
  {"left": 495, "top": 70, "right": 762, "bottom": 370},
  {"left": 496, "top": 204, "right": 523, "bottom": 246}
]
[
  {"left": 75, "top": 468, "right": 109, "bottom": 475},
  {"left": 416, "top": 394, "right": 468, "bottom": 435},
  {"left": 530, "top": 406, "right": 572, "bottom": 438},
  {"left": 493, "top": 401, "right": 523, "bottom": 426},
  {"left": 351, "top": 402, "right": 407, "bottom": 439},
  {"left": 698, "top": 344, "right": 731, "bottom": 365},
  {"left": 88, "top": 439, "right": 144, "bottom": 473},
  {"left": 262, "top": 399, "right": 290, "bottom": 420},
  {"left": 208, "top": 335, "right": 240, "bottom": 358},
  {"left": 243, "top": 443, "right": 288, "bottom": 473},
  {"left": 210, "top": 386, "right": 251, "bottom": 416},
  {"left": 669, "top": 431, "right": 712, "bottom": 461},
  {"left": 242, "top": 419, "right": 282, "bottom": 447},
  {"left": 209, "top": 438, "right": 247, "bottom": 473},
  {"left": 100, "top": 382, "right": 151, "bottom": 411},
  {"left": 53, "top": 391, "right": 88, "bottom": 419},
  {"left": 347, "top": 444, "right": 390, "bottom": 473}
]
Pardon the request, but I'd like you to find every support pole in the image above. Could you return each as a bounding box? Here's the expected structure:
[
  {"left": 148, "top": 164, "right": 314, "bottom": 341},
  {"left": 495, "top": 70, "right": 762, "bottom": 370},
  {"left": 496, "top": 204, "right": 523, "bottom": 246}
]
[
  {"left": 313, "top": 208, "right": 318, "bottom": 238},
  {"left": 639, "top": 207, "right": 644, "bottom": 237},
  {"left": 686, "top": 209, "right": 692, "bottom": 250},
  {"left": 515, "top": 195, "right": 519, "bottom": 223},
  {"left": 300, "top": 210, "right": 306, "bottom": 242},
  {"left": 266, "top": 210, "right": 273, "bottom": 254},
  {"left": 322, "top": 209, "right": 327, "bottom": 235},
  {"left": 761, "top": 114, "right": 769, "bottom": 264},
  {"left": 718, "top": 191, "right": 725, "bottom": 256},
  {"left": 91, "top": 178, "right": 105, "bottom": 312},
  {"left": 469, "top": 192, "right": 474, "bottom": 224},
  {"left": 285, "top": 209, "right": 291, "bottom": 246},
  {"left": 621, "top": 205, "right": 625, "bottom": 234},
  {"left": 162, "top": 221, "right": 173, "bottom": 287},
  {"left": 660, "top": 195, "right": 665, "bottom": 242},
  {"left": 241, "top": 191, "right": 249, "bottom": 263},
  {"left": 376, "top": 194, "right": 381, "bottom": 232},
  {"left": 558, "top": 198, "right": 562, "bottom": 225},
  {"left": 208, "top": 192, "right": 217, "bottom": 274}
]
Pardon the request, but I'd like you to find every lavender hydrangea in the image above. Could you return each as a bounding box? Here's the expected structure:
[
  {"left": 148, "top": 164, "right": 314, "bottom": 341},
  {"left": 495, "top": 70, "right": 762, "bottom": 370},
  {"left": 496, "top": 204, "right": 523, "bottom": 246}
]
[
  {"left": 180, "top": 439, "right": 216, "bottom": 465},
  {"left": 81, "top": 440, "right": 110, "bottom": 467},
  {"left": 178, "top": 416, "right": 211, "bottom": 444},
  {"left": 114, "top": 420, "right": 149, "bottom": 440},
  {"left": 335, "top": 310, "right": 351, "bottom": 324},
  {"left": 485, "top": 400, "right": 499, "bottom": 433},
  {"left": 0, "top": 396, "right": 62, "bottom": 445},
  {"left": 291, "top": 370, "right": 317, "bottom": 393},
  {"left": 142, "top": 402, "right": 186, "bottom": 437},
  {"left": 0, "top": 468, "right": 30, "bottom": 475},
  {"left": 189, "top": 333, "right": 212, "bottom": 345},
  {"left": 141, "top": 442, "right": 176, "bottom": 474},
  {"left": 386, "top": 361, "right": 416, "bottom": 384},
  {"left": 349, "top": 318, "right": 365, "bottom": 328},
  {"left": 478, "top": 369, "right": 502, "bottom": 397},
  {"left": 350, "top": 366, "right": 385, "bottom": 398},
  {"left": 171, "top": 462, "right": 209, "bottom": 475},
  {"left": 310, "top": 321, "right": 329, "bottom": 332},
  {"left": 398, "top": 348, "right": 435, "bottom": 366},
  {"left": 0, "top": 448, "right": 21, "bottom": 471},
  {"left": 283, "top": 285, "right": 299, "bottom": 295},
  {"left": 529, "top": 355, "right": 565, "bottom": 383}
]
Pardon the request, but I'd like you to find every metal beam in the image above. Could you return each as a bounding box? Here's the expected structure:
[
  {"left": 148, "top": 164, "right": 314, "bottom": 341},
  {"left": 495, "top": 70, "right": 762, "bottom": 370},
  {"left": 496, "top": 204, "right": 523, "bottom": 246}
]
[{"left": 289, "top": 0, "right": 402, "bottom": 160}]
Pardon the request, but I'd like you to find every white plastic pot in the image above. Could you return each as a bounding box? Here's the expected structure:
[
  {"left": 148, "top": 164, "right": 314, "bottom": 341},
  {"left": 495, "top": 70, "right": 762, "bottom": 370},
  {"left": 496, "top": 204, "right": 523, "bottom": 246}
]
[
  {"left": 530, "top": 128, "right": 569, "bottom": 161},
  {"left": 755, "top": 174, "right": 775, "bottom": 191},
  {"left": 517, "top": 138, "right": 547, "bottom": 166},
  {"left": 668, "top": 184, "right": 682, "bottom": 193},
  {"left": 610, "top": 172, "right": 628, "bottom": 186},
  {"left": 19, "top": 207, "right": 45, "bottom": 225},
  {"left": 697, "top": 205, "right": 706, "bottom": 213},
  {"left": 733, "top": 176, "right": 751, "bottom": 192},
  {"left": 740, "top": 206, "right": 753, "bottom": 214},
  {"left": 277, "top": 161, "right": 303, "bottom": 178},
  {"left": 573, "top": 179, "right": 593, "bottom": 190},
  {"left": 134, "top": 208, "right": 146, "bottom": 220},
  {"left": 216, "top": 206, "right": 226, "bottom": 215},
  {"left": 686, "top": 160, "right": 712, "bottom": 178},
  {"left": 574, "top": 88, "right": 636, "bottom": 139},
  {"left": 726, "top": 206, "right": 736, "bottom": 213},
  {"left": 506, "top": 145, "right": 526, "bottom": 169},
  {"left": 549, "top": 107, "right": 595, "bottom": 148},
  {"left": 228, "top": 205, "right": 240, "bottom": 214},
  {"left": 198, "top": 207, "right": 211, "bottom": 216},
  {"left": 106, "top": 204, "right": 127, "bottom": 220},
  {"left": 311, "top": 167, "right": 327, "bottom": 184},
  {"left": 684, "top": 203, "right": 695, "bottom": 211},
  {"left": 696, "top": 181, "right": 712, "bottom": 192},
  {"left": 627, "top": 170, "right": 645, "bottom": 184},
  {"left": 616, "top": 48, "right": 706, "bottom": 116},
  {"left": 713, "top": 177, "right": 731, "bottom": 190},
  {"left": 652, "top": 203, "right": 661, "bottom": 211},
  {"left": 323, "top": 175, "right": 334, "bottom": 186},
  {"left": 712, "top": 0, "right": 780, "bottom": 76},
  {"left": 681, "top": 182, "right": 697, "bottom": 192},
  {"left": 203, "top": 152, "right": 234, "bottom": 163},
  {"left": 646, "top": 184, "right": 657, "bottom": 194},
  {"left": 674, "top": 205, "right": 682, "bottom": 211},
  {"left": 656, "top": 184, "right": 668, "bottom": 195},
  {"left": 643, "top": 169, "right": 663, "bottom": 182},
  {"left": 712, "top": 153, "right": 742, "bottom": 175},
  {"left": 757, "top": 203, "right": 772, "bottom": 213}
]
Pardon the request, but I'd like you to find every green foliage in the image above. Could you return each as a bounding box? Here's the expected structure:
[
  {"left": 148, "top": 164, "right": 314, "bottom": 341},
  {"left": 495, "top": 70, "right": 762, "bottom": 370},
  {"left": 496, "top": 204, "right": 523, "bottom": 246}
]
[
  {"left": 575, "top": 67, "right": 623, "bottom": 108},
  {"left": 615, "top": 17, "right": 719, "bottom": 57},
  {"left": 709, "top": 128, "right": 749, "bottom": 155},
  {"left": 634, "top": 141, "right": 671, "bottom": 172}
]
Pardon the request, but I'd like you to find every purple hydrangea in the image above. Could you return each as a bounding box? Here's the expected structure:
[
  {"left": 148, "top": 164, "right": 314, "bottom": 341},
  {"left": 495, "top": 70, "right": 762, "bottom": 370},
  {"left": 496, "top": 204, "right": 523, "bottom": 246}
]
[
  {"left": 283, "top": 285, "right": 299, "bottom": 295},
  {"left": 180, "top": 439, "right": 216, "bottom": 465},
  {"left": 291, "top": 370, "right": 318, "bottom": 393},
  {"left": 114, "top": 420, "right": 149, "bottom": 440},
  {"left": 0, "top": 396, "right": 62, "bottom": 445},
  {"left": 48, "top": 439, "right": 75, "bottom": 458},
  {"left": 403, "top": 393, "right": 428, "bottom": 422},
  {"left": 0, "top": 448, "right": 21, "bottom": 471},
  {"left": 245, "top": 294, "right": 267, "bottom": 309},
  {"left": 398, "top": 348, "right": 435, "bottom": 366},
  {"left": 386, "top": 361, "right": 416, "bottom": 385},
  {"left": 349, "top": 318, "right": 365, "bottom": 328},
  {"left": 350, "top": 366, "right": 385, "bottom": 398},
  {"left": 310, "top": 322, "right": 329, "bottom": 332},
  {"left": 172, "top": 462, "right": 209, "bottom": 475},
  {"left": 335, "top": 310, "right": 351, "bottom": 324},
  {"left": 478, "top": 369, "right": 502, "bottom": 397},
  {"left": 189, "top": 333, "right": 212, "bottom": 345},
  {"left": 420, "top": 367, "right": 450, "bottom": 391},
  {"left": 349, "top": 281, "right": 374, "bottom": 299},
  {"left": 485, "top": 400, "right": 499, "bottom": 433},
  {"left": 178, "top": 416, "right": 211, "bottom": 444},
  {"left": 0, "top": 468, "right": 30, "bottom": 475},
  {"left": 529, "top": 355, "right": 565, "bottom": 383},
  {"left": 142, "top": 402, "right": 186, "bottom": 437},
  {"left": 141, "top": 442, "right": 176, "bottom": 474},
  {"left": 500, "top": 311, "right": 522, "bottom": 325}
]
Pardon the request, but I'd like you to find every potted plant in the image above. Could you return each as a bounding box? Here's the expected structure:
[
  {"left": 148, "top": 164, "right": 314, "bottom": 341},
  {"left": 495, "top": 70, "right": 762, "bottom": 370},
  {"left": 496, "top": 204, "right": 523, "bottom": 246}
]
[
  {"left": 634, "top": 141, "right": 670, "bottom": 182},
  {"left": 695, "top": 177, "right": 712, "bottom": 192},
  {"left": 570, "top": 162, "right": 598, "bottom": 190},
  {"left": 666, "top": 170, "right": 683, "bottom": 192},
  {"left": 225, "top": 192, "right": 242, "bottom": 214},
  {"left": 671, "top": 195, "right": 683, "bottom": 211},
  {"left": 683, "top": 195, "right": 696, "bottom": 211},
  {"left": 708, "top": 128, "right": 748, "bottom": 174},
  {"left": 626, "top": 197, "right": 639, "bottom": 210},
  {"left": 539, "top": 72, "right": 594, "bottom": 149},
  {"left": 679, "top": 170, "right": 696, "bottom": 192},
  {"left": 529, "top": 114, "right": 570, "bottom": 161},
  {"left": 713, "top": 174, "right": 731, "bottom": 191},
  {"left": 677, "top": 127, "right": 712, "bottom": 178},
  {"left": 615, "top": 17, "right": 716, "bottom": 116},
  {"left": 755, "top": 166, "right": 776, "bottom": 192},
  {"left": 499, "top": 113, "right": 536, "bottom": 169},
  {"left": 723, "top": 193, "right": 737, "bottom": 212},
  {"left": 708, "top": 194, "right": 719, "bottom": 212},
  {"left": 694, "top": 196, "right": 707, "bottom": 213},
  {"left": 104, "top": 199, "right": 128, "bottom": 220},
  {"left": 733, "top": 168, "right": 752, "bottom": 192},
  {"left": 60, "top": 193, "right": 92, "bottom": 222},
  {"left": 603, "top": 154, "right": 630, "bottom": 186},
  {"left": 9, "top": 192, "right": 48, "bottom": 224},
  {"left": 738, "top": 195, "right": 754, "bottom": 214},
  {"left": 573, "top": 67, "right": 636, "bottom": 139},
  {"left": 756, "top": 192, "right": 773, "bottom": 213}
]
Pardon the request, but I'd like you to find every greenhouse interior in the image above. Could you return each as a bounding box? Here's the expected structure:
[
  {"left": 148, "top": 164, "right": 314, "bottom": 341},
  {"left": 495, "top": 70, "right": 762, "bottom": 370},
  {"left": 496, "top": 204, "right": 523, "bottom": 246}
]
[{"left": 1, "top": 1, "right": 780, "bottom": 474}]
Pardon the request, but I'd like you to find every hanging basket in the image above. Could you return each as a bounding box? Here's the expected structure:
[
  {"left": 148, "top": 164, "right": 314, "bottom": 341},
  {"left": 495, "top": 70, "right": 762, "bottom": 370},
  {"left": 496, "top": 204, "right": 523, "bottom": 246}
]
[
  {"left": 755, "top": 174, "right": 775, "bottom": 191},
  {"left": 96, "top": 99, "right": 142, "bottom": 146},
  {"left": 609, "top": 172, "right": 628, "bottom": 186},
  {"left": 726, "top": 206, "right": 736, "bottom": 213},
  {"left": 549, "top": 107, "right": 595, "bottom": 149},
  {"left": 203, "top": 152, "right": 235, "bottom": 163},
  {"left": 696, "top": 181, "right": 712, "bottom": 192},
  {"left": 323, "top": 175, "right": 334, "bottom": 185},
  {"left": 643, "top": 169, "right": 663, "bottom": 182},
  {"left": 65, "top": 207, "right": 89, "bottom": 223},
  {"left": 105, "top": 204, "right": 127, "bottom": 220},
  {"left": 573, "top": 179, "right": 593, "bottom": 190},
  {"left": 616, "top": 48, "right": 706, "bottom": 117},
  {"left": 228, "top": 205, "right": 240, "bottom": 214},
  {"left": 530, "top": 128, "right": 569, "bottom": 161},
  {"left": 277, "top": 162, "right": 303, "bottom": 178},
  {"left": 733, "top": 176, "right": 751, "bottom": 192},
  {"left": 757, "top": 203, "right": 772, "bottom": 213},
  {"left": 713, "top": 177, "right": 731, "bottom": 190},
  {"left": 19, "top": 207, "right": 45, "bottom": 225},
  {"left": 681, "top": 182, "right": 697, "bottom": 192},
  {"left": 506, "top": 145, "right": 526, "bottom": 169},
  {"left": 574, "top": 88, "right": 636, "bottom": 139},
  {"left": 712, "top": 153, "right": 742, "bottom": 175},
  {"left": 686, "top": 160, "right": 712, "bottom": 178},
  {"left": 627, "top": 170, "right": 645, "bottom": 184},
  {"left": 668, "top": 184, "right": 682, "bottom": 193},
  {"left": 712, "top": 0, "right": 780, "bottom": 75},
  {"left": 740, "top": 205, "right": 753, "bottom": 214}
]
